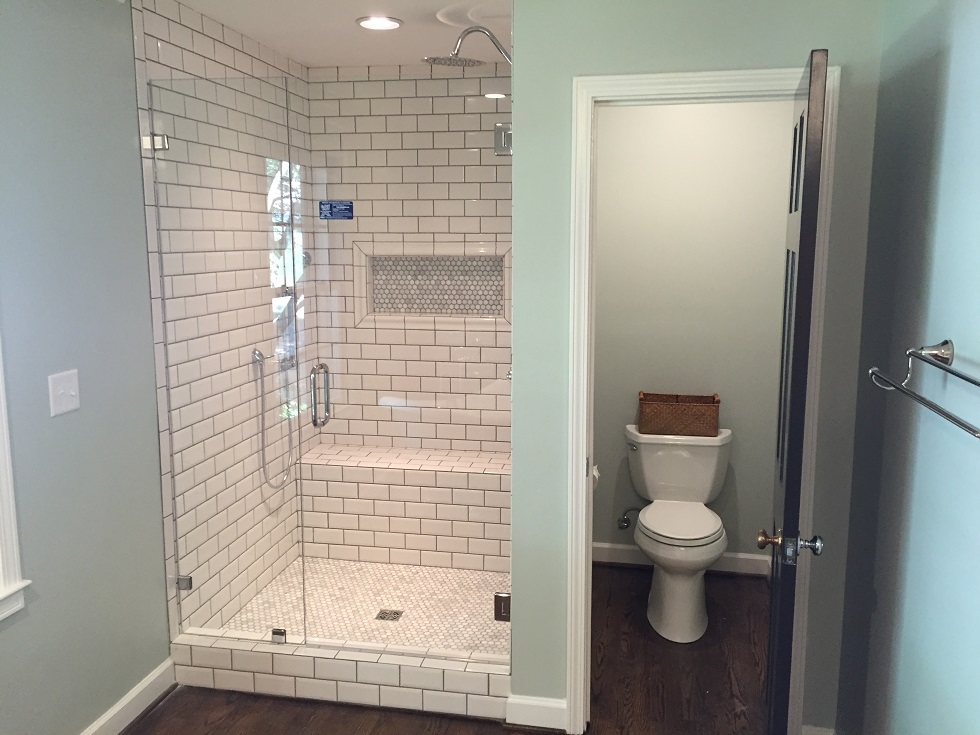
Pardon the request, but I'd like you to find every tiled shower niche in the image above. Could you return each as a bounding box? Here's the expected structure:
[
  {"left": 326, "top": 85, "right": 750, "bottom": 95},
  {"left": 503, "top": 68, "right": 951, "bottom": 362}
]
[
  {"left": 353, "top": 242, "right": 512, "bottom": 326},
  {"left": 371, "top": 255, "right": 505, "bottom": 316}
]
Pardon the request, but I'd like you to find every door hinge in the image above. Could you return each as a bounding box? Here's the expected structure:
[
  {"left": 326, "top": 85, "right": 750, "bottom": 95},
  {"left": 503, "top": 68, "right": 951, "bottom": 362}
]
[
  {"left": 141, "top": 133, "right": 170, "bottom": 152},
  {"left": 494, "top": 123, "right": 513, "bottom": 156},
  {"left": 176, "top": 575, "right": 193, "bottom": 591},
  {"left": 271, "top": 628, "right": 287, "bottom": 644},
  {"left": 494, "top": 592, "right": 511, "bottom": 622}
]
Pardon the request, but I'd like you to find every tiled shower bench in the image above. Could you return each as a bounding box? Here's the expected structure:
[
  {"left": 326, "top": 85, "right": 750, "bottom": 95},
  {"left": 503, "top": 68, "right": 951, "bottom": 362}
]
[{"left": 299, "top": 444, "right": 512, "bottom": 573}]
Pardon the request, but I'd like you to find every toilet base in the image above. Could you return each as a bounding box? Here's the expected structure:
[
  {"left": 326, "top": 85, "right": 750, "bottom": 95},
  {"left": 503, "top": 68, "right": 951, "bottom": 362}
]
[
  {"left": 634, "top": 522, "right": 727, "bottom": 644},
  {"left": 646, "top": 566, "right": 709, "bottom": 644}
]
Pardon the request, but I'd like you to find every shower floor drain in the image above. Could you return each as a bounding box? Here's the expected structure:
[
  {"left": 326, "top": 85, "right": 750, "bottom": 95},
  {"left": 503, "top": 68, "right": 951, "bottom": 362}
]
[{"left": 375, "top": 609, "right": 404, "bottom": 621}]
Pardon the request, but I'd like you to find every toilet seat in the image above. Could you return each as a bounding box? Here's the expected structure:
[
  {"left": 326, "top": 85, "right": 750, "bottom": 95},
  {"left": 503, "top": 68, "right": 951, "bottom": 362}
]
[{"left": 637, "top": 500, "right": 724, "bottom": 547}]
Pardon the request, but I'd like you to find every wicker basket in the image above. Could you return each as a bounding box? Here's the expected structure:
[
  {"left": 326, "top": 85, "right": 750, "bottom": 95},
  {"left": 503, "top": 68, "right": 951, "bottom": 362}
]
[{"left": 637, "top": 392, "right": 720, "bottom": 437}]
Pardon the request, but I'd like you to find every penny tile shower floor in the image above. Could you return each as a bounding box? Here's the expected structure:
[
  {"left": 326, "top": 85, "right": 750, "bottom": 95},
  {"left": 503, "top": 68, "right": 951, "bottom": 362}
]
[{"left": 225, "top": 558, "right": 511, "bottom": 656}]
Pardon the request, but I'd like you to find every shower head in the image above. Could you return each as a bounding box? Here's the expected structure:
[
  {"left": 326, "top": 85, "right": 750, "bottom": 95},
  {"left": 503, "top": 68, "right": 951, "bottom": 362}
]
[
  {"left": 424, "top": 25, "right": 512, "bottom": 67},
  {"left": 423, "top": 54, "right": 485, "bottom": 67}
]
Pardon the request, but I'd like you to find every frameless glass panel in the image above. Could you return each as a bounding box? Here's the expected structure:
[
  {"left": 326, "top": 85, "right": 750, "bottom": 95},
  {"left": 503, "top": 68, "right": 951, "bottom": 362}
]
[{"left": 149, "top": 74, "right": 306, "bottom": 644}]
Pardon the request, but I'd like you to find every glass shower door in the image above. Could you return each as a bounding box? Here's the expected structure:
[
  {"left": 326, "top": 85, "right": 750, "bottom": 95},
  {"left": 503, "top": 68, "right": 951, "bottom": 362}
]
[{"left": 148, "top": 75, "right": 307, "bottom": 642}]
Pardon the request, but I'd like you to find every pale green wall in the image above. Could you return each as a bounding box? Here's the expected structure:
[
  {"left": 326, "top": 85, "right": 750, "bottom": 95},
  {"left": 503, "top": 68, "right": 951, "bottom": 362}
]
[
  {"left": 511, "top": 0, "right": 883, "bottom": 725},
  {"left": 592, "top": 101, "right": 790, "bottom": 558},
  {"left": 841, "top": 1, "right": 980, "bottom": 733},
  {"left": 0, "top": 2, "right": 171, "bottom": 734}
]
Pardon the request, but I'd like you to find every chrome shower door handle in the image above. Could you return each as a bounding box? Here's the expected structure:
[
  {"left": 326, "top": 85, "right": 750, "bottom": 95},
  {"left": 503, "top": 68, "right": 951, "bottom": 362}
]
[
  {"left": 320, "top": 364, "right": 330, "bottom": 421},
  {"left": 310, "top": 363, "right": 330, "bottom": 427}
]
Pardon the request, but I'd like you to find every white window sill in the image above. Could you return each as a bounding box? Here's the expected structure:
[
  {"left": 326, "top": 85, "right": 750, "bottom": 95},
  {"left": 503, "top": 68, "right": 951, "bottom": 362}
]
[{"left": 0, "top": 579, "right": 31, "bottom": 622}]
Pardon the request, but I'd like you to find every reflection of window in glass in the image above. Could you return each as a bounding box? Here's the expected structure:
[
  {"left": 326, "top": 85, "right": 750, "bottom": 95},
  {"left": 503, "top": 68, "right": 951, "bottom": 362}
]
[
  {"left": 0, "top": 330, "right": 31, "bottom": 622},
  {"left": 266, "top": 159, "right": 305, "bottom": 288},
  {"left": 265, "top": 158, "right": 305, "bottom": 418}
]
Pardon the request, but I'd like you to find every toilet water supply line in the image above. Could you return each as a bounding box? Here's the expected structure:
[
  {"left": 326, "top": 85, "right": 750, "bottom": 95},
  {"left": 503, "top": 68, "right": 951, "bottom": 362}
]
[
  {"left": 618, "top": 507, "right": 642, "bottom": 530},
  {"left": 252, "top": 348, "right": 295, "bottom": 489}
]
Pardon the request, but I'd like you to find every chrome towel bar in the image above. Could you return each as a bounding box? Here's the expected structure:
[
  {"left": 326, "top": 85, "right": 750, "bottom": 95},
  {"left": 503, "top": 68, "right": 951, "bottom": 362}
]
[{"left": 868, "top": 339, "right": 980, "bottom": 439}]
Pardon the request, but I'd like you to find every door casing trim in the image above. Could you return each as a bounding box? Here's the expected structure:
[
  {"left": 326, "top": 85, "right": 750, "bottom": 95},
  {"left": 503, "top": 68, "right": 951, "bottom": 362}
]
[{"left": 567, "top": 67, "right": 840, "bottom": 735}]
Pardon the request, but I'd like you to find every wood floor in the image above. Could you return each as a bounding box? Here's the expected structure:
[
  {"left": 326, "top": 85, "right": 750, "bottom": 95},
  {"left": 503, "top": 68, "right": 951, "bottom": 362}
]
[
  {"left": 124, "top": 565, "right": 768, "bottom": 735},
  {"left": 590, "top": 567, "right": 768, "bottom": 735}
]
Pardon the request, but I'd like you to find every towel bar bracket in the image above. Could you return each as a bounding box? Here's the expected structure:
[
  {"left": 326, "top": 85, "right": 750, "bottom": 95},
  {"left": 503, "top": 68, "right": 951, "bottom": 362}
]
[{"left": 869, "top": 338, "right": 980, "bottom": 440}]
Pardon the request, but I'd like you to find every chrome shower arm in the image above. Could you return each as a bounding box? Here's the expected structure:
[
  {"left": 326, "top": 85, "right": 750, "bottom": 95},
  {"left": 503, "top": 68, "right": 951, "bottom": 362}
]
[{"left": 451, "top": 25, "right": 512, "bottom": 65}]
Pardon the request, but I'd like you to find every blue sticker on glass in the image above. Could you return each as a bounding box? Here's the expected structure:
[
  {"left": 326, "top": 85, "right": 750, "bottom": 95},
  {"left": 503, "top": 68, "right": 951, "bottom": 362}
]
[{"left": 319, "top": 200, "right": 354, "bottom": 220}]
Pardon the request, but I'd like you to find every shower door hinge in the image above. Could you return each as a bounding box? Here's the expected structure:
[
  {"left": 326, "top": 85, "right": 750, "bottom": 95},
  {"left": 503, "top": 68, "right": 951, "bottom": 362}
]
[
  {"left": 271, "top": 628, "right": 287, "bottom": 644},
  {"left": 176, "top": 575, "right": 193, "bottom": 591},
  {"left": 142, "top": 133, "right": 170, "bottom": 152},
  {"left": 494, "top": 123, "right": 513, "bottom": 156},
  {"left": 494, "top": 592, "right": 511, "bottom": 622}
]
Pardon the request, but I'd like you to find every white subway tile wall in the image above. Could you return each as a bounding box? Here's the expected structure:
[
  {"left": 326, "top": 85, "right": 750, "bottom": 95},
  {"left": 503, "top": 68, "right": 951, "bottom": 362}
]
[
  {"left": 134, "top": 0, "right": 318, "bottom": 636},
  {"left": 172, "top": 634, "right": 510, "bottom": 719},
  {"left": 308, "top": 62, "right": 513, "bottom": 455},
  {"left": 300, "top": 446, "right": 510, "bottom": 571},
  {"left": 132, "top": 0, "right": 513, "bottom": 700}
]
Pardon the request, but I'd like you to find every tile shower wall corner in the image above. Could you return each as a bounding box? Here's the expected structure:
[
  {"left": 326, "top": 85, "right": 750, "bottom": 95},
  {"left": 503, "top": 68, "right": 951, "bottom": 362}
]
[{"left": 133, "top": 0, "right": 313, "bottom": 636}]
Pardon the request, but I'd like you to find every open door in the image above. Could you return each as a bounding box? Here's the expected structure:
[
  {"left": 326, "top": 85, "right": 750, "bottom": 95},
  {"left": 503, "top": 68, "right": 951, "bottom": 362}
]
[{"left": 763, "top": 49, "right": 829, "bottom": 734}]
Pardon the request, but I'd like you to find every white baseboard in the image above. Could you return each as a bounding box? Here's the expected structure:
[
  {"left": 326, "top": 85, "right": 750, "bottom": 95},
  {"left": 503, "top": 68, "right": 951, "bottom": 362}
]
[
  {"left": 802, "top": 727, "right": 836, "bottom": 735},
  {"left": 506, "top": 694, "right": 568, "bottom": 730},
  {"left": 80, "top": 658, "right": 174, "bottom": 735},
  {"left": 592, "top": 542, "right": 771, "bottom": 576}
]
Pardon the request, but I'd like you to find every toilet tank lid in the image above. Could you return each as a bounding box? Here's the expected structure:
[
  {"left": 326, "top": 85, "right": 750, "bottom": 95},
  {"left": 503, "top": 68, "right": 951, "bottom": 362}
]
[
  {"left": 638, "top": 500, "right": 723, "bottom": 541},
  {"left": 626, "top": 425, "right": 732, "bottom": 446}
]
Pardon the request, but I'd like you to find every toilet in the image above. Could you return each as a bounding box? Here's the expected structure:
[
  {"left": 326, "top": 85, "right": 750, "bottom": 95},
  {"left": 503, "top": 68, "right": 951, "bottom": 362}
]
[{"left": 625, "top": 424, "right": 732, "bottom": 643}]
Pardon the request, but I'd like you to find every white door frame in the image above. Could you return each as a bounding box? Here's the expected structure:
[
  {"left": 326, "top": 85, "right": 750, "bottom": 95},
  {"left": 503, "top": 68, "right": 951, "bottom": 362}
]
[{"left": 566, "top": 67, "right": 839, "bottom": 735}]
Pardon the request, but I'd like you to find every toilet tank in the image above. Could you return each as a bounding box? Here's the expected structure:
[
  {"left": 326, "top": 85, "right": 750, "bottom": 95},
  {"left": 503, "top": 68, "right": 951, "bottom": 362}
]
[{"left": 624, "top": 425, "right": 732, "bottom": 503}]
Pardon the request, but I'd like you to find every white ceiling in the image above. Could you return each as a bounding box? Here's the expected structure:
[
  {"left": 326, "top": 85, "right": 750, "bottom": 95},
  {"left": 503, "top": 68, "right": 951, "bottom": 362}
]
[{"left": 179, "top": 0, "right": 512, "bottom": 68}]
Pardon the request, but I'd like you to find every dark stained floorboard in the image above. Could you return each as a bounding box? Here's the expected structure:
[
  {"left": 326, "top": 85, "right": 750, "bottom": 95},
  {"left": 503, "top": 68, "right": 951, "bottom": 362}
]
[
  {"left": 124, "top": 565, "right": 768, "bottom": 735},
  {"left": 589, "top": 566, "right": 769, "bottom": 735}
]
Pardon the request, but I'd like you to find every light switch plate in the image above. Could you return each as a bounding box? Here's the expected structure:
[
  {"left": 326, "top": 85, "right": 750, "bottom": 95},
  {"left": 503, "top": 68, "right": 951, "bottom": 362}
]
[{"left": 48, "top": 370, "right": 80, "bottom": 417}]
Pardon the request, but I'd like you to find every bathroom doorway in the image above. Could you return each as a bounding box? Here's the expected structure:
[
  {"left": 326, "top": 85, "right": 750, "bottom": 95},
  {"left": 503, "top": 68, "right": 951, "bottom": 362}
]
[{"left": 567, "top": 64, "right": 838, "bottom": 733}]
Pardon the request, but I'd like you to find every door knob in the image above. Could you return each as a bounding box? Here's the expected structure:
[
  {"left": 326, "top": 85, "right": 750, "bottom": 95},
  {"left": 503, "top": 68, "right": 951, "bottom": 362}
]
[
  {"left": 758, "top": 529, "right": 824, "bottom": 565},
  {"left": 757, "top": 529, "right": 782, "bottom": 550},
  {"left": 799, "top": 535, "right": 824, "bottom": 556}
]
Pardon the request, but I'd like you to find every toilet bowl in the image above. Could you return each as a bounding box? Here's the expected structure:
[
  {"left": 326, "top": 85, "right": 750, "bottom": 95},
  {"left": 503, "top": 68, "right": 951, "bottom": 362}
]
[
  {"left": 633, "top": 500, "right": 727, "bottom": 643},
  {"left": 625, "top": 425, "right": 732, "bottom": 643}
]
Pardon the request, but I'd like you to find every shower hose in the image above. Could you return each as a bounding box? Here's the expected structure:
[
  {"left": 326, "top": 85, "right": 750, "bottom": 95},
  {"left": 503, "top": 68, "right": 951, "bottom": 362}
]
[{"left": 252, "top": 348, "right": 295, "bottom": 489}]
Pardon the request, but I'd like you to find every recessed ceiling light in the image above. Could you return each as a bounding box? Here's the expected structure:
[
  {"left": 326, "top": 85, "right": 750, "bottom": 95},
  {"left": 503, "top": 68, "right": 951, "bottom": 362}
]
[
  {"left": 357, "top": 16, "right": 402, "bottom": 31},
  {"left": 485, "top": 93, "right": 506, "bottom": 99}
]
